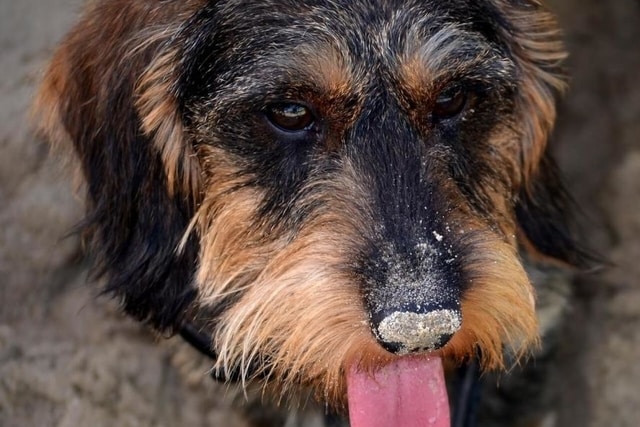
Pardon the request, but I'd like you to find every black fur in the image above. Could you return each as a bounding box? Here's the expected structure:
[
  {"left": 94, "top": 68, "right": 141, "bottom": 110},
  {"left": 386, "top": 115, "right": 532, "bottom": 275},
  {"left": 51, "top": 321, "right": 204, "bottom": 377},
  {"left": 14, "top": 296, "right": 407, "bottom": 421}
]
[{"left": 516, "top": 152, "right": 599, "bottom": 269}]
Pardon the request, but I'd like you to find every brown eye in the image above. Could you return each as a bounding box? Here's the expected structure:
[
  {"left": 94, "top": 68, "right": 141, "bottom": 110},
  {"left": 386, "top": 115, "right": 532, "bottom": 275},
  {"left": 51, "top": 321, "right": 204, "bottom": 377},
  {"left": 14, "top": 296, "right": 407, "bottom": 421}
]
[
  {"left": 266, "top": 103, "right": 315, "bottom": 132},
  {"left": 433, "top": 85, "right": 468, "bottom": 120}
]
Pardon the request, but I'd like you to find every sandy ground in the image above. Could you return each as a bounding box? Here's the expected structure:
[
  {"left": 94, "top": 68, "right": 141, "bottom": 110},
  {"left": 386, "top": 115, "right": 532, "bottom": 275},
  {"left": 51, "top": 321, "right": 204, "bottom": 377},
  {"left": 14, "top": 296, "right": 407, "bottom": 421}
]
[{"left": 1, "top": 0, "right": 639, "bottom": 426}]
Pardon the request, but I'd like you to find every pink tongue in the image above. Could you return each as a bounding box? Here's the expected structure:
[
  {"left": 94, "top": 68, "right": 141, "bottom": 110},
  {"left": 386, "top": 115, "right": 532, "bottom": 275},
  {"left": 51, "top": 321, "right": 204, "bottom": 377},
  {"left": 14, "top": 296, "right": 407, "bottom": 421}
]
[{"left": 347, "top": 356, "right": 450, "bottom": 427}]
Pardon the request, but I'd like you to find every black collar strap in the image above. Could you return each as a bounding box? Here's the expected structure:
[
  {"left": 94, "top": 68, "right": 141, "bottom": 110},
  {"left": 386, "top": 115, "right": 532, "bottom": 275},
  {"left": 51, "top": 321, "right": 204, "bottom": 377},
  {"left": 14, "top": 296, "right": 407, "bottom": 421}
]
[
  {"left": 178, "top": 322, "right": 249, "bottom": 382},
  {"left": 179, "top": 322, "right": 218, "bottom": 360}
]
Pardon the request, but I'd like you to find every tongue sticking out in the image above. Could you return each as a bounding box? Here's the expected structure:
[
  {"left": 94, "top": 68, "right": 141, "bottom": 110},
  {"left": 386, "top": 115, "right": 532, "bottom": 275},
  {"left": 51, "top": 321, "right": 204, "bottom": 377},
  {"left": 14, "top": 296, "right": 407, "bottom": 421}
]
[{"left": 347, "top": 356, "right": 450, "bottom": 427}]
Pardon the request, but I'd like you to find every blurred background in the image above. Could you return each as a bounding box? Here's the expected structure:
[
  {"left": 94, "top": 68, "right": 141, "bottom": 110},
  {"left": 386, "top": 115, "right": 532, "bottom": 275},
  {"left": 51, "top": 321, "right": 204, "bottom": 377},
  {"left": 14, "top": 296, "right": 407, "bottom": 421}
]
[{"left": 1, "top": 0, "right": 638, "bottom": 426}]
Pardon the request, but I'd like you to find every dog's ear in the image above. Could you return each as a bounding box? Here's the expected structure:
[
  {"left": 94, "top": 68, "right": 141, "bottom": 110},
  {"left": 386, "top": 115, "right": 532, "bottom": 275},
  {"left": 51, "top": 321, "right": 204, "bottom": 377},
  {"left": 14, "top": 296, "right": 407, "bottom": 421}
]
[
  {"left": 499, "top": 0, "right": 568, "bottom": 176},
  {"left": 33, "top": 1, "right": 204, "bottom": 331},
  {"left": 496, "top": 2, "right": 601, "bottom": 269}
]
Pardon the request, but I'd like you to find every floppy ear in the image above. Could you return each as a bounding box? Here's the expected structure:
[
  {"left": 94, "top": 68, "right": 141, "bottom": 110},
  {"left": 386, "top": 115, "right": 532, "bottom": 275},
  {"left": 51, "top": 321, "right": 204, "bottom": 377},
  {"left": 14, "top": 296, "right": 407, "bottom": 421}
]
[
  {"left": 33, "top": 1, "right": 205, "bottom": 331},
  {"left": 499, "top": 0, "right": 568, "bottom": 176},
  {"left": 495, "top": 1, "right": 600, "bottom": 269}
]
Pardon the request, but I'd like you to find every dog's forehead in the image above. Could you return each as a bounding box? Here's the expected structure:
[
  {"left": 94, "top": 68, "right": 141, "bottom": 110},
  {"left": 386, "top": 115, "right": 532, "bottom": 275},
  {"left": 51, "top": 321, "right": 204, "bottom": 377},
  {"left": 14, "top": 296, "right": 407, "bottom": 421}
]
[
  {"left": 214, "top": 0, "right": 504, "bottom": 54},
  {"left": 205, "top": 0, "right": 510, "bottom": 98}
]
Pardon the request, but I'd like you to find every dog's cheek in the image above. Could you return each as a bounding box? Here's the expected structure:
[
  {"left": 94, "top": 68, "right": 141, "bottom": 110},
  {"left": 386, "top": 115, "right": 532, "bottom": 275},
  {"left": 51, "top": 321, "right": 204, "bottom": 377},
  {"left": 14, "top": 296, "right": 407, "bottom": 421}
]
[{"left": 192, "top": 161, "right": 389, "bottom": 405}]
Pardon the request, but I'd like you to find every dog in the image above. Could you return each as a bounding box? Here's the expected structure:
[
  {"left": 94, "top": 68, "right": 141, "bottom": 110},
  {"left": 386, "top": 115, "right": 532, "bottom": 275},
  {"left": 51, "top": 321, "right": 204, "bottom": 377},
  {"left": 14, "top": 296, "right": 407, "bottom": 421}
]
[{"left": 34, "top": 0, "right": 594, "bottom": 425}]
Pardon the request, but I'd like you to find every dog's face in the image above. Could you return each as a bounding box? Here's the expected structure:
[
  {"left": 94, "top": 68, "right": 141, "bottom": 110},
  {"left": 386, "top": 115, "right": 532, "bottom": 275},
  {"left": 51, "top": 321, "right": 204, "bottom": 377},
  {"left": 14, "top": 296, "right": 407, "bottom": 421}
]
[{"left": 36, "top": 0, "right": 592, "bottom": 420}]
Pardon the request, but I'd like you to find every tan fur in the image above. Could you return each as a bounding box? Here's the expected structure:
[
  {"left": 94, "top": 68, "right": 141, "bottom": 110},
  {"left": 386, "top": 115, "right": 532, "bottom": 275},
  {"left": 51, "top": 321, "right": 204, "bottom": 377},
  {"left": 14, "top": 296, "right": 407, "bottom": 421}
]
[
  {"left": 299, "top": 46, "right": 357, "bottom": 98},
  {"left": 444, "top": 235, "right": 537, "bottom": 369},
  {"left": 32, "top": 50, "right": 71, "bottom": 150},
  {"left": 136, "top": 46, "right": 202, "bottom": 200},
  {"left": 498, "top": 1, "right": 568, "bottom": 179},
  {"left": 191, "top": 159, "right": 377, "bottom": 404},
  {"left": 184, "top": 146, "right": 266, "bottom": 301},
  {"left": 400, "top": 24, "right": 495, "bottom": 97}
]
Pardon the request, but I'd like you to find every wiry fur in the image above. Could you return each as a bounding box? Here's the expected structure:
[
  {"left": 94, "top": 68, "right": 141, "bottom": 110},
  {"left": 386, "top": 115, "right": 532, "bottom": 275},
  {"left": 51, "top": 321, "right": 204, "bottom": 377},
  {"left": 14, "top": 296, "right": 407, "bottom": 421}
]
[{"left": 34, "top": 0, "right": 593, "bottom": 414}]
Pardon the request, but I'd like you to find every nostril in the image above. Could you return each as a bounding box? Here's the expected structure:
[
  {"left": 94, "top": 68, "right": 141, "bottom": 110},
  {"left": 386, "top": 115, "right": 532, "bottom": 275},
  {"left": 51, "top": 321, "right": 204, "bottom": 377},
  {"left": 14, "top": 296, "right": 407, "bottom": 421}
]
[
  {"left": 373, "top": 309, "right": 462, "bottom": 354},
  {"left": 378, "top": 340, "right": 403, "bottom": 354},
  {"left": 434, "top": 332, "right": 455, "bottom": 348}
]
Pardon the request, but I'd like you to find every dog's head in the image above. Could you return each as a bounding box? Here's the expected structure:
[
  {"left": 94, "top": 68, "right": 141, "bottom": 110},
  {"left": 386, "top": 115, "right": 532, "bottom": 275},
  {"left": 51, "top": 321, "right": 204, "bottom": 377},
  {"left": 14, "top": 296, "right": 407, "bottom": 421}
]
[{"left": 36, "top": 0, "right": 593, "bottom": 420}]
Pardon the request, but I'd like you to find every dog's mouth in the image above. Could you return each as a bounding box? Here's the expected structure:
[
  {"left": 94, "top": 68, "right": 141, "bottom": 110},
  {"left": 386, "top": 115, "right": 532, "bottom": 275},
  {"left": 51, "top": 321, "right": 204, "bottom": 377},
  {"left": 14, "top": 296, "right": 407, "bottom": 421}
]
[{"left": 347, "top": 356, "right": 449, "bottom": 427}]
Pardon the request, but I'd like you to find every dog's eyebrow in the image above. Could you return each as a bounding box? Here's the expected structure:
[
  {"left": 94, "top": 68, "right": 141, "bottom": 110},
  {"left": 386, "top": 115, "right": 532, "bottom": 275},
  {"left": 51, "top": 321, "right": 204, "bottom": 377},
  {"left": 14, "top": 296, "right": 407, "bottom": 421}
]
[
  {"left": 277, "top": 43, "right": 361, "bottom": 96},
  {"left": 211, "top": 43, "right": 363, "bottom": 109},
  {"left": 399, "top": 24, "right": 515, "bottom": 86}
]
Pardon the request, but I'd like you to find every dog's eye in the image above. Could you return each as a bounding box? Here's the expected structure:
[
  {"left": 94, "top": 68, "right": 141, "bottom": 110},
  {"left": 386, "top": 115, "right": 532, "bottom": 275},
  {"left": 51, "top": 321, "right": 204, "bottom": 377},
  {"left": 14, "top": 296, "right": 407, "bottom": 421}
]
[
  {"left": 433, "top": 85, "right": 468, "bottom": 120},
  {"left": 265, "top": 103, "right": 315, "bottom": 132}
]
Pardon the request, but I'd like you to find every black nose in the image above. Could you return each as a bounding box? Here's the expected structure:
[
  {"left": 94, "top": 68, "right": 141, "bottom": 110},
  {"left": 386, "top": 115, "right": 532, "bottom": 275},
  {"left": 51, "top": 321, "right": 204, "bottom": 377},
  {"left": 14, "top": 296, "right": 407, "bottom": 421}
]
[
  {"left": 370, "top": 304, "right": 462, "bottom": 354},
  {"left": 377, "top": 332, "right": 456, "bottom": 354}
]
